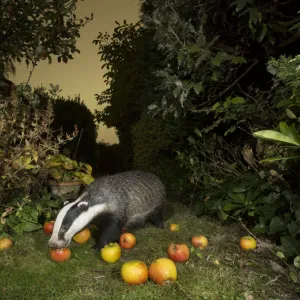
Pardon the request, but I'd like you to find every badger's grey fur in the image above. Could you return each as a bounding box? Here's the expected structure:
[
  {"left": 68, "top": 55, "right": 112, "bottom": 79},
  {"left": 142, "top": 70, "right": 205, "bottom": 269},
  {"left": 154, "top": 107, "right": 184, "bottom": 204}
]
[{"left": 48, "top": 170, "right": 166, "bottom": 250}]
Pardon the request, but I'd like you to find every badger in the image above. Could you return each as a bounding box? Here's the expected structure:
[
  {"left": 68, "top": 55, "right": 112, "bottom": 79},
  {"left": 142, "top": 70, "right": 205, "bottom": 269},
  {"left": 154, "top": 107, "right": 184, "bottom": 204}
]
[{"left": 48, "top": 170, "right": 166, "bottom": 250}]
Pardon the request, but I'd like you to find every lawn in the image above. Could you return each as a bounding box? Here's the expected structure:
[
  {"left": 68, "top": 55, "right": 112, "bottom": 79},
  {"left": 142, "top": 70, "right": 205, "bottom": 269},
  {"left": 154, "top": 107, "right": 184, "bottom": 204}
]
[{"left": 0, "top": 203, "right": 296, "bottom": 300}]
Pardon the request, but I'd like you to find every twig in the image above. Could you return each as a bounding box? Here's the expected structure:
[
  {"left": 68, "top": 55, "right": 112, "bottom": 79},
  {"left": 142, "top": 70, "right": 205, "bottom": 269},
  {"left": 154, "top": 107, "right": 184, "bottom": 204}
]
[
  {"left": 218, "top": 60, "right": 259, "bottom": 98},
  {"left": 25, "top": 60, "right": 37, "bottom": 86},
  {"left": 73, "top": 128, "right": 83, "bottom": 160}
]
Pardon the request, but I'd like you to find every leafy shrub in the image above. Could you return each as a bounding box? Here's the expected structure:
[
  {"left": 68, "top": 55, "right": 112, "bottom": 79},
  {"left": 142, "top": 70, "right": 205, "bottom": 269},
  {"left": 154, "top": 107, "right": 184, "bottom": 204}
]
[
  {"left": 0, "top": 189, "right": 63, "bottom": 238},
  {"left": 0, "top": 84, "right": 76, "bottom": 204}
]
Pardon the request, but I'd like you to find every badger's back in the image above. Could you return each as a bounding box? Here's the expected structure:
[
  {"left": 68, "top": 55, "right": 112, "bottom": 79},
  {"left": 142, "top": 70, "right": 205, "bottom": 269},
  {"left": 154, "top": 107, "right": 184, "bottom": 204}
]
[{"left": 87, "top": 170, "right": 166, "bottom": 225}]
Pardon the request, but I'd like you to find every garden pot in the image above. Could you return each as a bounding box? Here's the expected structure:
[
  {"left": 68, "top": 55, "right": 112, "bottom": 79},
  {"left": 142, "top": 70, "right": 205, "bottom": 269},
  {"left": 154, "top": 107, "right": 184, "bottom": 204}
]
[{"left": 48, "top": 180, "right": 82, "bottom": 200}]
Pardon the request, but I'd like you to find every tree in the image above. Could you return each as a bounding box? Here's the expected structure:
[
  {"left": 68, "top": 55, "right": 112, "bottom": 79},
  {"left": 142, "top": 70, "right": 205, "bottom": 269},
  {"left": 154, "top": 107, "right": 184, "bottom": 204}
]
[
  {"left": 93, "top": 20, "right": 165, "bottom": 168},
  {"left": 0, "top": 0, "right": 93, "bottom": 74}
]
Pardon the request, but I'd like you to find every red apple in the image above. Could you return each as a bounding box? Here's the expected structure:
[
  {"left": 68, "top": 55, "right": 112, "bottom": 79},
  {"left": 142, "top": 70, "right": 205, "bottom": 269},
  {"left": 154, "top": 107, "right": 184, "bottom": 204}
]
[
  {"left": 167, "top": 243, "right": 190, "bottom": 262},
  {"left": 50, "top": 248, "right": 71, "bottom": 263},
  {"left": 191, "top": 235, "right": 208, "bottom": 250},
  {"left": 44, "top": 221, "right": 55, "bottom": 235},
  {"left": 119, "top": 232, "right": 136, "bottom": 249}
]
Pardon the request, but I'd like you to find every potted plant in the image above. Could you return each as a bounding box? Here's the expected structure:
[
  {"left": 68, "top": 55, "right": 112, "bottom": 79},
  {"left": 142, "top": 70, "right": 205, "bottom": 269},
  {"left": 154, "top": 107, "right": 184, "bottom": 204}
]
[{"left": 45, "top": 154, "right": 94, "bottom": 200}]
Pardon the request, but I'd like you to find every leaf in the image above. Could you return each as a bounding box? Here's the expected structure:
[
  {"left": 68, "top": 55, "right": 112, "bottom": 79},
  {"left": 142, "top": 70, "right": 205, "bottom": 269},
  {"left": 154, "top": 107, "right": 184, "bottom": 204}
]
[
  {"left": 286, "top": 108, "right": 297, "bottom": 119},
  {"left": 148, "top": 104, "right": 157, "bottom": 110},
  {"left": 211, "top": 51, "right": 229, "bottom": 66},
  {"left": 233, "top": 187, "right": 247, "bottom": 193},
  {"left": 276, "top": 251, "right": 285, "bottom": 259},
  {"left": 211, "top": 102, "right": 220, "bottom": 111},
  {"left": 253, "top": 130, "right": 300, "bottom": 147},
  {"left": 236, "top": 0, "right": 249, "bottom": 12},
  {"left": 260, "top": 156, "right": 300, "bottom": 163},
  {"left": 48, "top": 168, "right": 62, "bottom": 180},
  {"left": 250, "top": 7, "right": 259, "bottom": 23},
  {"left": 194, "top": 82, "right": 203, "bottom": 94},
  {"left": 290, "top": 271, "right": 298, "bottom": 283},
  {"left": 257, "top": 24, "right": 268, "bottom": 43},
  {"left": 294, "top": 256, "right": 300, "bottom": 268},
  {"left": 280, "top": 236, "right": 300, "bottom": 257},
  {"left": 276, "top": 99, "right": 294, "bottom": 108},
  {"left": 22, "top": 222, "right": 43, "bottom": 232},
  {"left": 269, "top": 216, "right": 286, "bottom": 234},
  {"left": 279, "top": 122, "right": 300, "bottom": 145},
  {"left": 230, "top": 97, "right": 245, "bottom": 104},
  {"left": 288, "top": 221, "right": 300, "bottom": 237}
]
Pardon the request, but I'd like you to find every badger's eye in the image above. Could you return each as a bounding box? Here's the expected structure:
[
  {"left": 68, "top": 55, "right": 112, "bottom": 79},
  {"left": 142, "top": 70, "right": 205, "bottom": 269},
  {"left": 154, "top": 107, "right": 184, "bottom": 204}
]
[{"left": 61, "top": 226, "right": 69, "bottom": 232}]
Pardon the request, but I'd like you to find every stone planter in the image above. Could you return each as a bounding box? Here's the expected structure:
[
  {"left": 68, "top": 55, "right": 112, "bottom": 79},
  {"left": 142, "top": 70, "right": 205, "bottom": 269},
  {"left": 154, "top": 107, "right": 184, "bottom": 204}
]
[{"left": 48, "top": 180, "right": 82, "bottom": 200}]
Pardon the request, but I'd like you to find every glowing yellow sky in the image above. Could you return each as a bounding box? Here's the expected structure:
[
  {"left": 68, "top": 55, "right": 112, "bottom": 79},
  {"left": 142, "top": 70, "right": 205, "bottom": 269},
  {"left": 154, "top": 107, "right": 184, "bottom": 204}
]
[{"left": 10, "top": 0, "right": 140, "bottom": 144}]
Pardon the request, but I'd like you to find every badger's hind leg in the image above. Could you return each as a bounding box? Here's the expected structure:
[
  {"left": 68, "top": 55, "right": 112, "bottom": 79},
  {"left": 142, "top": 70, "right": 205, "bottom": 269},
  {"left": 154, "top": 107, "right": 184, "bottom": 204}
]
[{"left": 150, "top": 204, "right": 165, "bottom": 229}]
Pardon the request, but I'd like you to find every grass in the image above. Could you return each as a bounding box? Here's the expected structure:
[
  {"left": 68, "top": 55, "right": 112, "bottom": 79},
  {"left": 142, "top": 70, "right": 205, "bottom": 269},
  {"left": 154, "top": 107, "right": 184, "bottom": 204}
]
[{"left": 0, "top": 203, "right": 297, "bottom": 300}]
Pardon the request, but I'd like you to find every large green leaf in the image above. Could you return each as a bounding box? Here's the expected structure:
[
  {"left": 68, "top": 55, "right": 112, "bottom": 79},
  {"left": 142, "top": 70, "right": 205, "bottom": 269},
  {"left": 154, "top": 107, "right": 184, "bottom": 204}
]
[
  {"left": 279, "top": 122, "right": 300, "bottom": 145},
  {"left": 253, "top": 130, "right": 300, "bottom": 147},
  {"left": 280, "top": 236, "right": 300, "bottom": 257},
  {"left": 269, "top": 216, "right": 286, "bottom": 234},
  {"left": 260, "top": 156, "right": 300, "bottom": 163},
  {"left": 288, "top": 221, "right": 300, "bottom": 237}
]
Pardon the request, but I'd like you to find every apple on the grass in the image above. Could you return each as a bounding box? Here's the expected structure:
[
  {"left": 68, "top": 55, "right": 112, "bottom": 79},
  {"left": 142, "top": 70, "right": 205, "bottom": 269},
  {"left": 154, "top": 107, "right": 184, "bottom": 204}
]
[
  {"left": 0, "top": 237, "right": 13, "bottom": 250},
  {"left": 43, "top": 221, "right": 55, "bottom": 235},
  {"left": 100, "top": 242, "right": 122, "bottom": 263},
  {"left": 121, "top": 260, "right": 148, "bottom": 285},
  {"left": 239, "top": 236, "right": 256, "bottom": 251},
  {"left": 167, "top": 243, "right": 190, "bottom": 262},
  {"left": 119, "top": 232, "right": 136, "bottom": 249},
  {"left": 50, "top": 248, "right": 71, "bottom": 263},
  {"left": 148, "top": 258, "right": 177, "bottom": 286},
  {"left": 191, "top": 235, "right": 208, "bottom": 250}
]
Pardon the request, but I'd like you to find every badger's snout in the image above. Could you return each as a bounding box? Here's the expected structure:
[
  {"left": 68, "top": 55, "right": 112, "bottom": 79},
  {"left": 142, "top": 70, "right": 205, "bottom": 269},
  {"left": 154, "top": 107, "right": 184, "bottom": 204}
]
[{"left": 48, "top": 239, "right": 69, "bottom": 249}]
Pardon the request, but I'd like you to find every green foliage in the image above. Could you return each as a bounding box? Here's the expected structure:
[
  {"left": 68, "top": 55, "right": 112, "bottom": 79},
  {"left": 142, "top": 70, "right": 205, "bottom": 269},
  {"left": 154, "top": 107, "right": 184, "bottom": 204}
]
[
  {"left": 0, "top": 84, "right": 75, "bottom": 203},
  {"left": 93, "top": 20, "right": 165, "bottom": 168},
  {"left": 0, "top": 190, "right": 63, "bottom": 237},
  {"left": 45, "top": 154, "right": 94, "bottom": 185},
  {"left": 0, "top": 0, "right": 93, "bottom": 70}
]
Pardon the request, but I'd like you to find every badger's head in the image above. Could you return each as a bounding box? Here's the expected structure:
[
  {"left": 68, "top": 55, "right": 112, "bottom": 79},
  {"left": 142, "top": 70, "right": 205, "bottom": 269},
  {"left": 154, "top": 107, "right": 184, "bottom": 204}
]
[{"left": 48, "top": 193, "right": 107, "bottom": 249}]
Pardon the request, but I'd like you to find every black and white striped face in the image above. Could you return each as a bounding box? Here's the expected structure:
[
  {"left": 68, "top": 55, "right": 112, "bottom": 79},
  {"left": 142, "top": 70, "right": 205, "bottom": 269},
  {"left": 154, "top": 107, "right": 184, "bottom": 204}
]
[{"left": 48, "top": 193, "right": 107, "bottom": 249}]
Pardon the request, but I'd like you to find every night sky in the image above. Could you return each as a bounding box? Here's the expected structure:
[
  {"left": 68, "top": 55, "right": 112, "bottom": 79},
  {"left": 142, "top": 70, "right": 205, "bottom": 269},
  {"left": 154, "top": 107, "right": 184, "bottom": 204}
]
[{"left": 10, "top": 0, "right": 140, "bottom": 144}]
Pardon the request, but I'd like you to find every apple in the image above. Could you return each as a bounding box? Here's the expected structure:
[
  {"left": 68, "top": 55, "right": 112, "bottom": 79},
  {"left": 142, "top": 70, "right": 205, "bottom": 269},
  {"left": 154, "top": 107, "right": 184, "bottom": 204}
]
[
  {"left": 0, "top": 237, "right": 13, "bottom": 250},
  {"left": 50, "top": 248, "right": 71, "bottom": 263},
  {"left": 119, "top": 233, "right": 136, "bottom": 250},
  {"left": 191, "top": 235, "right": 208, "bottom": 250},
  {"left": 239, "top": 236, "right": 256, "bottom": 251},
  {"left": 170, "top": 224, "right": 179, "bottom": 231},
  {"left": 73, "top": 228, "right": 91, "bottom": 244},
  {"left": 148, "top": 258, "right": 177, "bottom": 286},
  {"left": 100, "top": 242, "right": 121, "bottom": 263},
  {"left": 43, "top": 221, "right": 55, "bottom": 235},
  {"left": 121, "top": 260, "right": 148, "bottom": 285},
  {"left": 167, "top": 243, "right": 190, "bottom": 262}
]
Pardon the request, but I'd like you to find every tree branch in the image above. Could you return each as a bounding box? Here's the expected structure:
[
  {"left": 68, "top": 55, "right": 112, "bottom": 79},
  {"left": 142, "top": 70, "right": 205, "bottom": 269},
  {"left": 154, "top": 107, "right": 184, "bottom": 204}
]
[{"left": 218, "top": 60, "right": 259, "bottom": 98}]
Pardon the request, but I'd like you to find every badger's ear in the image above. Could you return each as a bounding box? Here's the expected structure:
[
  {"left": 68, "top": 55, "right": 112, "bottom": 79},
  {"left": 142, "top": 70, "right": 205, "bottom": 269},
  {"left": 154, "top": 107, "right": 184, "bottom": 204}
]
[
  {"left": 64, "top": 201, "right": 70, "bottom": 206},
  {"left": 77, "top": 201, "right": 89, "bottom": 211}
]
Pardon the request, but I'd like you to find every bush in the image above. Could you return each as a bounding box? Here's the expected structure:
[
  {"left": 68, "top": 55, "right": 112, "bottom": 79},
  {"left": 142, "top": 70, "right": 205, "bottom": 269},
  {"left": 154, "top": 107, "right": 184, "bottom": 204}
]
[{"left": 0, "top": 84, "right": 76, "bottom": 204}]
